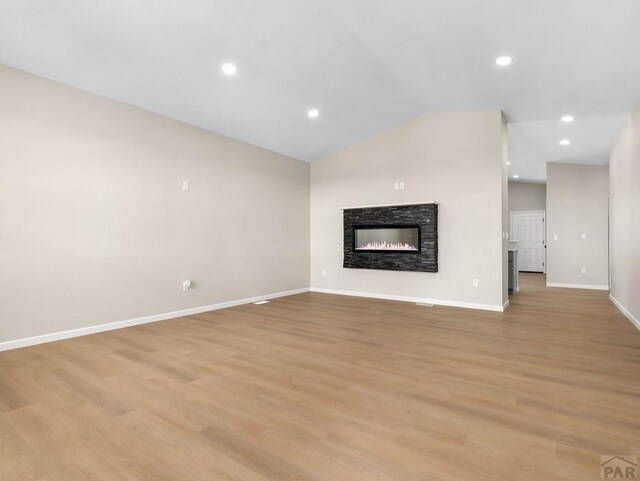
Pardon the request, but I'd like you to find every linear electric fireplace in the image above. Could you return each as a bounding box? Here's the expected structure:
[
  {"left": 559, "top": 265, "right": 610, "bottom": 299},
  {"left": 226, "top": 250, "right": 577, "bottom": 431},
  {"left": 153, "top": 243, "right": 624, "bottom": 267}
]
[
  {"left": 343, "top": 203, "right": 438, "bottom": 272},
  {"left": 353, "top": 226, "right": 420, "bottom": 252}
]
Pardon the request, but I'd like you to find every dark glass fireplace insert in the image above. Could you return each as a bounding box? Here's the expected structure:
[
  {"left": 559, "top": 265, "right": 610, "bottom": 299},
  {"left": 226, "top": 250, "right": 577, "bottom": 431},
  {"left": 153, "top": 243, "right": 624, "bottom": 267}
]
[{"left": 353, "top": 225, "right": 420, "bottom": 252}]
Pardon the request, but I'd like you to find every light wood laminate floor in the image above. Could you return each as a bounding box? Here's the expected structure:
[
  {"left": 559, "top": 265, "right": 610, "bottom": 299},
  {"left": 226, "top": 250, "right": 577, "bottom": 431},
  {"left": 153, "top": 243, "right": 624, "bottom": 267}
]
[{"left": 1, "top": 274, "right": 639, "bottom": 480}]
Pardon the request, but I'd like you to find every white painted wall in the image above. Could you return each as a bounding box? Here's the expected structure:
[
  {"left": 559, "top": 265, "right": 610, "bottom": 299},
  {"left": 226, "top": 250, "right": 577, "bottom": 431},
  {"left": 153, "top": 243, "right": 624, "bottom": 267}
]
[
  {"left": 0, "top": 65, "right": 310, "bottom": 345},
  {"left": 546, "top": 163, "right": 609, "bottom": 289},
  {"left": 310, "top": 111, "right": 507, "bottom": 311},
  {"left": 609, "top": 101, "right": 640, "bottom": 327}
]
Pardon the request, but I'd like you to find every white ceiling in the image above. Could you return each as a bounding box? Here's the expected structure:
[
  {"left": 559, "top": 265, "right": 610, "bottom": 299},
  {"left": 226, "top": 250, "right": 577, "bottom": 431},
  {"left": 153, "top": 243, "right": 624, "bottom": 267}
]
[{"left": 1, "top": 0, "right": 639, "bottom": 182}]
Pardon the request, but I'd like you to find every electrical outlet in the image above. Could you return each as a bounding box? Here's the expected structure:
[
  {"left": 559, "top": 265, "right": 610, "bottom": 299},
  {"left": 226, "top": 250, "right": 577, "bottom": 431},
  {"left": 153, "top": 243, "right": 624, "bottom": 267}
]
[
  {"left": 394, "top": 182, "right": 399, "bottom": 190},
  {"left": 182, "top": 280, "right": 192, "bottom": 292},
  {"left": 472, "top": 279, "right": 479, "bottom": 288},
  {"left": 553, "top": 234, "right": 558, "bottom": 241},
  {"left": 581, "top": 234, "right": 587, "bottom": 240},
  {"left": 321, "top": 269, "right": 327, "bottom": 277},
  {"left": 399, "top": 181, "right": 405, "bottom": 190},
  {"left": 581, "top": 267, "right": 587, "bottom": 274},
  {"left": 182, "top": 181, "right": 190, "bottom": 191}
]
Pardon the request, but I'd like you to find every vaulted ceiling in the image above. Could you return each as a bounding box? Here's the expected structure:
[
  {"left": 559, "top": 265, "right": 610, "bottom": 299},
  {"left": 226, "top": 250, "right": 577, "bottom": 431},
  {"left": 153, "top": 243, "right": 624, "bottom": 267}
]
[{"left": 1, "top": 0, "right": 639, "bottom": 181}]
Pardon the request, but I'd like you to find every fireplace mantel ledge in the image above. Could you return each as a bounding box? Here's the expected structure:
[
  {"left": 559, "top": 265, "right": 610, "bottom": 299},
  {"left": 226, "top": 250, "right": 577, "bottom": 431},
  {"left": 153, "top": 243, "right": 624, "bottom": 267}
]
[{"left": 340, "top": 201, "right": 438, "bottom": 210}]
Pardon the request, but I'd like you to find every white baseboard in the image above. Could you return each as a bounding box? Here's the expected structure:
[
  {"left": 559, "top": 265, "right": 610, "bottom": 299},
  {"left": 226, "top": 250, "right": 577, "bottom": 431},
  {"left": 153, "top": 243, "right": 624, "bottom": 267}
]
[
  {"left": 503, "top": 299, "right": 510, "bottom": 311},
  {"left": 310, "top": 287, "right": 506, "bottom": 312},
  {"left": 546, "top": 283, "right": 609, "bottom": 291},
  {"left": 609, "top": 295, "right": 640, "bottom": 332},
  {"left": 0, "top": 287, "right": 310, "bottom": 352}
]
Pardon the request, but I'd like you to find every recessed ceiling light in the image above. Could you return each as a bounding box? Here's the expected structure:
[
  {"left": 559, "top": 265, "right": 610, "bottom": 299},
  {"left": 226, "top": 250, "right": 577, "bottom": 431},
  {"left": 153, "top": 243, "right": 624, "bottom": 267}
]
[
  {"left": 308, "top": 108, "right": 320, "bottom": 119},
  {"left": 513, "top": 175, "right": 520, "bottom": 179},
  {"left": 561, "top": 115, "right": 574, "bottom": 122},
  {"left": 506, "top": 162, "right": 511, "bottom": 165},
  {"left": 221, "top": 63, "right": 237, "bottom": 76},
  {"left": 496, "top": 56, "right": 513, "bottom": 67},
  {"left": 559, "top": 139, "right": 571, "bottom": 146}
]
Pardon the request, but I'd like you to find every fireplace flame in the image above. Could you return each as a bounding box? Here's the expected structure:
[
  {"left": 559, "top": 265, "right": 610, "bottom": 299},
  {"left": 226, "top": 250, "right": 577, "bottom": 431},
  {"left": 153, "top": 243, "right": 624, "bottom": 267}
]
[{"left": 356, "top": 241, "right": 417, "bottom": 251}]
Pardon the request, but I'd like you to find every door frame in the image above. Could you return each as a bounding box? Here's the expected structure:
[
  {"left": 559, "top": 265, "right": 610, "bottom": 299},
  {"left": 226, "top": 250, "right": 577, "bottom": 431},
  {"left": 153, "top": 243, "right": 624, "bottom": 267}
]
[{"left": 510, "top": 210, "right": 546, "bottom": 274}]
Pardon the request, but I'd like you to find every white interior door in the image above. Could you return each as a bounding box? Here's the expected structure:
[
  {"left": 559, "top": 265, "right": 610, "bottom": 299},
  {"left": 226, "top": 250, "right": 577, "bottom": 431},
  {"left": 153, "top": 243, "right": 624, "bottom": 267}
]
[{"left": 511, "top": 211, "right": 545, "bottom": 272}]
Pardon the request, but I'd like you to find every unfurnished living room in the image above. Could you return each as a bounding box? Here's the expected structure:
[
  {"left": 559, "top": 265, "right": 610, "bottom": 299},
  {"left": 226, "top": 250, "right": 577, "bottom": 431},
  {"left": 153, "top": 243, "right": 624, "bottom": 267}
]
[{"left": 1, "top": 1, "right": 639, "bottom": 480}]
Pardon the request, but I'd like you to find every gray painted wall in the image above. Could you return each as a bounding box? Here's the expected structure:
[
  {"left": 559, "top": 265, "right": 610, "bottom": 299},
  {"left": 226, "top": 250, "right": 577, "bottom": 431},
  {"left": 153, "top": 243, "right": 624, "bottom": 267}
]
[
  {"left": 310, "top": 110, "right": 507, "bottom": 310},
  {"left": 546, "top": 163, "right": 609, "bottom": 288},
  {"left": 610, "top": 101, "right": 640, "bottom": 324},
  {"left": 0, "top": 65, "right": 310, "bottom": 344},
  {"left": 508, "top": 182, "right": 546, "bottom": 213},
  {"left": 500, "top": 116, "right": 509, "bottom": 307}
]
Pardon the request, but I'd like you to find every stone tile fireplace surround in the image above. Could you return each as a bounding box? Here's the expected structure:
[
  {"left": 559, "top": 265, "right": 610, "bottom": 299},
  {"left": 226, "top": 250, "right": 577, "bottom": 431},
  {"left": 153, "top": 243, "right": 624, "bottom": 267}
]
[{"left": 343, "top": 203, "right": 438, "bottom": 272}]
